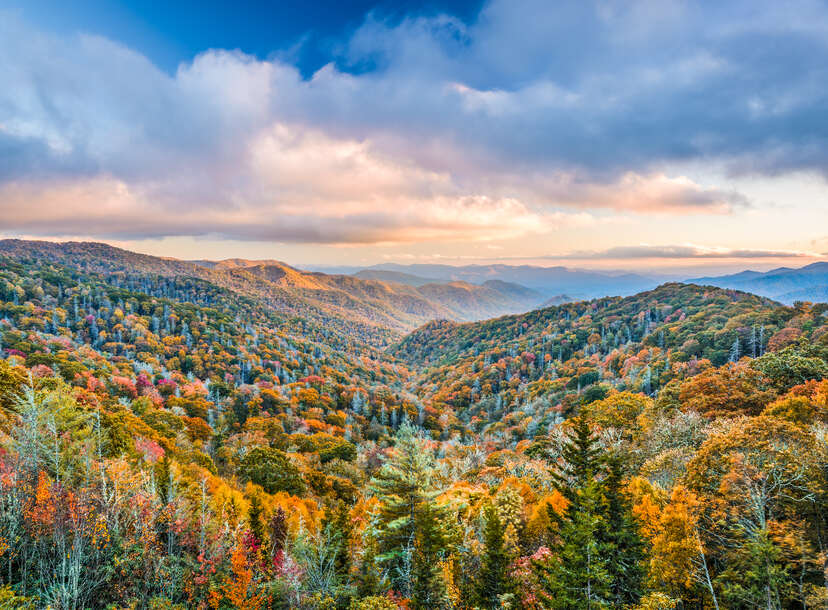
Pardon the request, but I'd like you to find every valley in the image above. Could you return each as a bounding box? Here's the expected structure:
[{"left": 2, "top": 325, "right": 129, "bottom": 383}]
[
  {"left": 5, "top": 2, "right": 828, "bottom": 606},
  {"left": 0, "top": 241, "right": 827, "bottom": 607}
]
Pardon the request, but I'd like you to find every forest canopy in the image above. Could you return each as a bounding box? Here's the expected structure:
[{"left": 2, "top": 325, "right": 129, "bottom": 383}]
[{"left": 0, "top": 247, "right": 826, "bottom": 608}]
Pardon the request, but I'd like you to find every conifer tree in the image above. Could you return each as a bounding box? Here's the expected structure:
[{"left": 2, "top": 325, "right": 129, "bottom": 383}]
[
  {"left": 248, "top": 492, "right": 265, "bottom": 547},
  {"left": 411, "top": 500, "right": 448, "bottom": 609},
  {"left": 603, "top": 455, "right": 645, "bottom": 606},
  {"left": 321, "top": 499, "right": 353, "bottom": 582},
  {"left": 477, "top": 503, "right": 509, "bottom": 608},
  {"left": 269, "top": 506, "right": 288, "bottom": 561},
  {"left": 538, "top": 417, "right": 611, "bottom": 607},
  {"left": 551, "top": 416, "right": 603, "bottom": 502},
  {"left": 539, "top": 418, "right": 646, "bottom": 608},
  {"left": 541, "top": 477, "right": 612, "bottom": 609},
  {"left": 355, "top": 511, "right": 384, "bottom": 599},
  {"left": 370, "top": 422, "right": 442, "bottom": 594}
]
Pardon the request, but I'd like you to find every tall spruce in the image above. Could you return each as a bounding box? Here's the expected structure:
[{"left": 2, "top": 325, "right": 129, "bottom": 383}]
[
  {"left": 411, "top": 500, "right": 448, "bottom": 609},
  {"left": 370, "top": 422, "right": 443, "bottom": 595},
  {"left": 540, "top": 417, "right": 611, "bottom": 608},
  {"left": 321, "top": 499, "right": 353, "bottom": 582},
  {"left": 539, "top": 417, "right": 645, "bottom": 608},
  {"left": 247, "top": 492, "right": 265, "bottom": 547},
  {"left": 477, "top": 503, "right": 509, "bottom": 608},
  {"left": 603, "top": 454, "right": 646, "bottom": 606},
  {"left": 551, "top": 417, "right": 604, "bottom": 502}
]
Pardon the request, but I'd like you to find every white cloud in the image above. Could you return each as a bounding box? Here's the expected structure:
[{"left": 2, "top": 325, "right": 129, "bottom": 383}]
[{"left": 4, "top": 0, "right": 828, "bottom": 245}]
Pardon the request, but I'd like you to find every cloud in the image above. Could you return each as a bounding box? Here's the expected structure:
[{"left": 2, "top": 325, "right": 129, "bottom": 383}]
[
  {"left": 330, "top": 0, "right": 828, "bottom": 177},
  {"left": 522, "top": 172, "right": 748, "bottom": 213},
  {"left": 0, "top": 122, "right": 561, "bottom": 244},
  {"left": 553, "top": 244, "right": 816, "bottom": 260},
  {"left": 3, "top": 1, "right": 828, "bottom": 244}
]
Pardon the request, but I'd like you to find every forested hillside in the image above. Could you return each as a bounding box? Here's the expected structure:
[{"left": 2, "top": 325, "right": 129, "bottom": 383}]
[
  {"left": 0, "top": 245, "right": 827, "bottom": 608},
  {"left": 391, "top": 283, "right": 805, "bottom": 435},
  {"left": 0, "top": 240, "right": 542, "bottom": 345}
]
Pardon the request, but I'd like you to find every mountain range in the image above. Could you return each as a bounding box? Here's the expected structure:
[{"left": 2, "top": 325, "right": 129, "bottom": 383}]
[
  {"left": 3, "top": 240, "right": 826, "bottom": 353},
  {"left": 343, "top": 262, "right": 661, "bottom": 299},
  {"left": 0, "top": 240, "right": 543, "bottom": 344},
  {"left": 349, "top": 260, "right": 828, "bottom": 305},
  {"left": 1, "top": 238, "right": 828, "bottom": 608},
  {"left": 689, "top": 261, "right": 828, "bottom": 303}
]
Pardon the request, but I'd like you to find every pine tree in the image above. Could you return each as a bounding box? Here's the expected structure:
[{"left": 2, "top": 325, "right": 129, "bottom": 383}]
[
  {"left": 477, "top": 503, "right": 509, "bottom": 608},
  {"left": 370, "top": 422, "right": 442, "bottom": 594},
  {"left": 542, "top": 478, "right": 612, "bottom": 609},
  {"left": 321, "top": 499, "right": 353, "bottom": 582},
  {"left": 603, "top": 455, "right": 645, "bottom": 607},
  {"left": 269, "top": 506, "right": 288, "bottom": 560},
  {"left": 248, "top": 492, "right": 265, "bottom": 547},
  {"left": 355, "top": 509, "right": 384, "bottom": 599},
  {"left": 551, "top": 417, "right": 603, "bottom": 501},
  {"left": 539, "top": 417, "right": 612, "bottom": 608},
  {"left": 539, "top": 419, "right": 646, "bottom": 608},
  {"left": 411, "top": 500, "right": 448, "bottom": 609}
]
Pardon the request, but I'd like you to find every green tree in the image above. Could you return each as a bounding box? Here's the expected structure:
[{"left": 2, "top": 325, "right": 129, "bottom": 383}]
[
  {"left": 410, "top": 500, "right": 448, "bottom": 609},
  {"left": 718, "top": 528, "right": 792, "bottom": 610},
  {"left": 751, "top": 346, "right": 828, "bottom": 391},
  {"left": 370, "top": 422, "right": 442, "bottom": 596},
  {"left": 355, "top": 511, "right": 384, "bottom": 600},
  {"left": 603, "top": 455, "right": 645, "bottom": 606},
  {"left": 552, "top": 417, "right": 604, "bottom": 496},
  {"left": 539, "top": 417, "right": 612, "bottom": 608},
  {"left": 321, "top": 499, "right": 353, "bottom": 583},
  {"left": 541, "top": 478, "right": 612, "bottom": 609},
  {"left": 248, "top": 492, "right": 265, "bottom": 546},
  {"left": 477, "top": 503, "right": 509, "bottom": 608},
  {"left": 239, "top": 446, "right": 305, "bottom": 495}
]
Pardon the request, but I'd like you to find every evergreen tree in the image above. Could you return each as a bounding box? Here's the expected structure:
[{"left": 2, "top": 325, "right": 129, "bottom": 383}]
[
  {"left": 603, "top": 455, "right": 645, "bottom": 607},
  {"left": 539, "top": 417, "right": 611, "bottom": 608},
  {"left": 411, "top": 500, "right": 448, "bottom": 609},
  {"left": 477, "top": 503, "right": 509, "bottom": 608},
  {"left": 542, "top": 478, "right": 612, "bottom": 609},
  {"left": 321, "top": 499, "right": 353, "bottom": 582},
  {"left": 269, "top": 506, "right": 288, "bottom": 559},
  {"left": 355, "top": 514, "right": 384, "bottom": 599},
  {"left": 539, "top": 418, "right": 646, "bottom": 608},
  {"left": 551, "top": 416, "right": 603, "bottom": 501},
  {"left": 370, "top": 422, "right": 442, "bottom": 594},
  {"left": 248, "top": 492, "right": 265, "bottom": 547}
]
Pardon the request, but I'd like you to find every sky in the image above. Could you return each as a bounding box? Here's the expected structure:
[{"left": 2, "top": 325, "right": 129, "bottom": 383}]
[{"left": 2, "top": 0, "right": 828, "bottom": 273}]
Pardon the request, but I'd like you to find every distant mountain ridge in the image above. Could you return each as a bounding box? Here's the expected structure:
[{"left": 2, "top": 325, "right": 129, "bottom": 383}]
[
  {"left": 351, "top": 262, "right": 660, "bottom": 299},
  {"left": 688, "top": 261, "right": 828, "bottom": 304},
  {"left": 0, "top": 240, "right": 544, "bottom": 343},
  {"left": 352, "top": 269, "right": 439, "bottom": 286}
]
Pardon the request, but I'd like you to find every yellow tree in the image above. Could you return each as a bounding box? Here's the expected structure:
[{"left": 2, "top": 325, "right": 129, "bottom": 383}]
[{"left": 646, "top": 485, "right": 715, "bottom": 606}]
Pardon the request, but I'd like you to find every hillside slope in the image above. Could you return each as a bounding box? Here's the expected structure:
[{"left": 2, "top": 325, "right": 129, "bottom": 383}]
[
  {"left": 390, "top": 283, "right": 819, "bottom": 428},
  {"left": 0, "top": 240, "right": 543, "bottom": 343},
  {"left": 1, "top": 254, "right": 828, "bottom": 607}
]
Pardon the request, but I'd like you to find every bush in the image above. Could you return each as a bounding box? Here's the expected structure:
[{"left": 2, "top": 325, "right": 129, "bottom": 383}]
[{"left": 350, "top": 596, "right": 398, "bottom": 610}]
